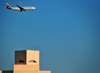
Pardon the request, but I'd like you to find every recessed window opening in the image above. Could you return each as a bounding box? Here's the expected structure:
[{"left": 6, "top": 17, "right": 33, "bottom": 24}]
[
  {"left": 29, "top": 60, "right": 37, "bottom": 63},
  {"left": 18, "top": 60, "right": 25, "bottom": 63}
]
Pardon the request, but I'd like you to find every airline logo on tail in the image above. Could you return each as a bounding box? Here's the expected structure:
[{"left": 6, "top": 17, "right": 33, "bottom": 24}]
[{"left": 6, "top": 3, "right": 12, "bottom": 9}]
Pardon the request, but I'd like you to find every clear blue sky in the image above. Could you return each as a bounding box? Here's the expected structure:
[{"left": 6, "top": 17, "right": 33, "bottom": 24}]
[{"left": 0, "top": 0, "right": 100, "bottom": 73}]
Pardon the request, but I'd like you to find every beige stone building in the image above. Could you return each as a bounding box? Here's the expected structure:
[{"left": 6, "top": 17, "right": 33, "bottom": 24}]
[{"left": 0, "top": 50, "right": 51, "bottom": 73}]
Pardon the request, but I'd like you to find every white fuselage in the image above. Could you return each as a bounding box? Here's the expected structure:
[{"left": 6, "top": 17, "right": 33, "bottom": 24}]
[
  {"left": 11, "top": 7, "right": 20, "bottom": 10},
  {"left": 11, "top": 7, "right": 36, "bottom": 11},
  {"left": 6, "top": 3, "right": 36, "bottom": 12}
]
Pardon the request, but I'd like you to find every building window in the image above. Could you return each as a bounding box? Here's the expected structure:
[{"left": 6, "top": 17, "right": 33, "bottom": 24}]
[
  {"left": 29, "top": 60, "right": 37, "bottom": 63},
  {"left": 18, "top": 60, "right": 24, "bottom": 63}
]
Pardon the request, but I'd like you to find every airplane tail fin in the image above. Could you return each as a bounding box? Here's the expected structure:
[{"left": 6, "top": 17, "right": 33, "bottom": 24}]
[{"left": 6, "top": 3, "right": 12, "bottom": 9}]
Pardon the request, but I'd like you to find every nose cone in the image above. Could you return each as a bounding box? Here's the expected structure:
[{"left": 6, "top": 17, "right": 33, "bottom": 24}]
[{"left": 32, "top": 7, "right": 36, "bottom": 9}]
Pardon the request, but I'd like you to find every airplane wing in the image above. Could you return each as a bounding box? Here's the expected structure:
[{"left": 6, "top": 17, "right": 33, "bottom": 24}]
[{"left": 16, "top": 5, "right": 26, "bottom": 12}]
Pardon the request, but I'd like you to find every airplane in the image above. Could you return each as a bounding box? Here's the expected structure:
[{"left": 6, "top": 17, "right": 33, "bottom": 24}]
[{"left": 6, "top": 3, "right": 36, "bottom": 12}]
